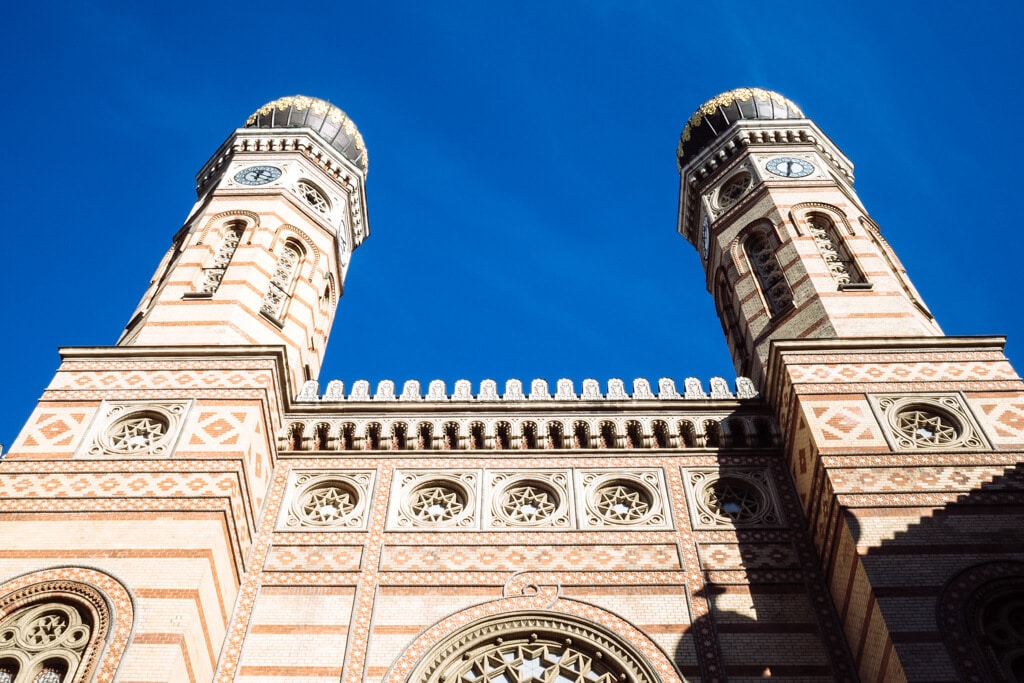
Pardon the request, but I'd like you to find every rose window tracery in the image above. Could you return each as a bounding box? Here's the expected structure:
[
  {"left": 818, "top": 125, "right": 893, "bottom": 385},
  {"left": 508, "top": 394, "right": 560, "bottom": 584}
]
[
  {"left": 455, "top": 641, "right": 620, "bottom": 683},
  {"left": 409, "top": 484, "right": 466, "bottom": 524},
  {"left": 0, "top": 602, "right": 92, "bottom": 683},
  {"left": 498, "top": 484, "right": 557, "bottom": 525},
  {"left": 718, "top": 172, "right": 750, "bottom": 209},
  {"left": 893, "top": 408, "right": 960, "bottom": 447},
  {"left": 593, "top": 482, "right": 650, "bottom": 523},
  {"left": 297, "top": 481, "right": 359, "bottom": 525},
  {"left": 706, "top": 478, "right": 765, "bottom": 523},
  {"left": 105, "top": 412, "right": 169, "bottom": 454}
]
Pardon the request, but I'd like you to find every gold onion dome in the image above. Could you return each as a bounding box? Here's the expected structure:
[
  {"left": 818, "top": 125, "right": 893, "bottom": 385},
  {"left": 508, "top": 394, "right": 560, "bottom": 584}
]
[
  {"left": 246, "top": 95, "right": 368, "bottom": 172},
  {"left": 677, "top": 88, "right": 804, "bottom": 167}
]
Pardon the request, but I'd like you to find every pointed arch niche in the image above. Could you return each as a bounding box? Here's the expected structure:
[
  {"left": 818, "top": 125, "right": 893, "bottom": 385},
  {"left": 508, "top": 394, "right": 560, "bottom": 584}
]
[
  {"left": 0, "top": 569, "right": 133, "bottom": 683},
  {"left": 384, "top": 589, "right": 682, "bottom": 683}
]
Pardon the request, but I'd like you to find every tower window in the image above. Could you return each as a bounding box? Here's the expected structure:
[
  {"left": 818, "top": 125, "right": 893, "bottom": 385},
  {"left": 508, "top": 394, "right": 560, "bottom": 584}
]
[
  {"left": 296, "top": 180, "right": 330, "bottom": 213},
  {"left": 200, "top": 223, "right": 244, "bottom": 294},
  {"left": 808, "top": 215, "right": 867, "bottom": 288},
  {"left": 718, "top": 171, "right": 751, "bottom": 209},
  {"left": 745, "top": 232, "right": 794, "bottom": 316},
  {"left": 261, "top": 242, "right": 303, "bottom": 322}
]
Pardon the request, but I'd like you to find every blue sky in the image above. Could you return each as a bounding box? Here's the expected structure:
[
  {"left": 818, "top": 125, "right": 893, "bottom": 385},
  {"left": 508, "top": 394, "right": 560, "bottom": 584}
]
[{"left": 2, "top": 1, "right": 1022, "bottom": 445}]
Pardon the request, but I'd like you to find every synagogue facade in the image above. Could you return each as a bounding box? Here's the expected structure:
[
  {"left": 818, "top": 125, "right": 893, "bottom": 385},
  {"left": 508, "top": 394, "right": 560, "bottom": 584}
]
[{"left": 2, "top": 89, "right": 1022, "bottom": 683}]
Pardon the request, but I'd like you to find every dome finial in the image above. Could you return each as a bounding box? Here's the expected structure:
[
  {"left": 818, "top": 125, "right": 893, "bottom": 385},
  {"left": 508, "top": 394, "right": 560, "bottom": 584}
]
[{"left": 247, "top": 95, "right": 368, "bottom": 172}]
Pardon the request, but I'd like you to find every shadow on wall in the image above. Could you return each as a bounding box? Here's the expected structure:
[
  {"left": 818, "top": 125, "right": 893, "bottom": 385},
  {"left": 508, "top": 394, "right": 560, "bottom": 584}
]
[
  {"left": 674, "top": 446, "right": 859, "bottom": 682},
  {"left": 843, "top": 461, "right": 1024, "bottom": 682}
]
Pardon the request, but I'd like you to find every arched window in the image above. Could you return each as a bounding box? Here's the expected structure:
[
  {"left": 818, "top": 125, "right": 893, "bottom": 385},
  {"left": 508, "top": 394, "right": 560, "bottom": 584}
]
[
  {"left": 941, "top": 566, "right": 1024, "bottom": 682},
  {"left": 200, "top": 222, "right": 244, "bottom": 294},
  {"left": 715, "top": 270, "right": 750, "bottom": 375},
  {"left": 744, "top": 230, "right": 793, "bottom": 316},
  {"left": 405, "top": 612, "right": 662, "bottom": 683},
  {"left": 0, "top": 602, "right": 92, "bottom": 683},
  {"left": 808, "top": 214, "right": 867, "bottom": 289},
  {"left": 494, "top": 423, "right": 511, "bottom": 450},
  {"left": 261, "top": 241, "right": 304, "bottom": 322}
]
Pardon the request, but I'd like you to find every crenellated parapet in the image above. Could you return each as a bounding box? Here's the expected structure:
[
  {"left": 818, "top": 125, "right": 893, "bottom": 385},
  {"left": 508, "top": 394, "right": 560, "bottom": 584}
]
[{"left": 294, "top": 376, "right": 758, "bottom": 403}]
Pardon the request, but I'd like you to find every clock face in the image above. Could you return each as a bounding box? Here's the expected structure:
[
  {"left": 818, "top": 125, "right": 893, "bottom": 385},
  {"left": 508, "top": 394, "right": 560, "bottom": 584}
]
[
  {"left": 765, "top": 157, "right": 814, "bottom": 178},
  {"left": 235, "top": 165, "right": 282, "bottom": 186},
  {"left": 701, "top": 215, "right": 710, "bottom": 260}
]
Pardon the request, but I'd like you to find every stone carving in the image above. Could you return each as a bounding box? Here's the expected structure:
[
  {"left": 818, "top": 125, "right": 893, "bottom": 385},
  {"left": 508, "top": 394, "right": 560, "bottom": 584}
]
[
  {"left": 281, "top": 470, "right": 375, "bottom": 529},
  {"left": 400, "top": 380, "right": 422, "bottom": 401},
  {"left": 374, "top": 380, "right": 397, "bottom": 401},
  {"left": 735, "top": 377, "right": 758, "bottom": 399},
  {"left": 632, "top": 378, "right": 654, "bottom": 400},
  {"left": 504, "top": 379, "right": 525, "bottom": 400},
  {"left": 529, "top": 379, "right": 550, "bottom": 400},
  {"left": 350, "top": 380, "right": 371, "bottom": 401},
  {"left": 427, "top": 380, "right": 447, "bottom": 401},
  {"left": 453, "top": 380, "right": 473, "bottom": 401},
  {"left": 606, "top": 378, "right": 628, "bottom": 400},
  {"left": 555, "top": 379, "right": 576, "bottom": 400},
  {"left": 871, "top": 393, "right": 989, "bottom": 451},
  {"left": 478, "top": 379, "right": 499, "bottom": 401},
  {"left": 581, "top": 379, "right": 602, "bottom": 400},
  {"left": 684, "top": 468, "right": 781, "bottom": 529},
  {"left": 709, "top": 377, "right": 733, "bottom": 399},
  {"left": 388, "top": 470, "right": 479, "bottom": 530},
  {"left": 296, "top": 380, "right": 320, "bottom": 402},
  {"left": 324, "top": 379, "right": 345, "bottom": 400},
  {"left": 657, "top": 378, "right": 679, "bottom": 399},
  {"left": 579, "top": 469, "right": 669, "bottom": 529},
  {"left": 684, "top": 377, "right": 708, "bottom": 399},
  {"left": 81, "top": 400, "right": 190, "bottom": 458}
]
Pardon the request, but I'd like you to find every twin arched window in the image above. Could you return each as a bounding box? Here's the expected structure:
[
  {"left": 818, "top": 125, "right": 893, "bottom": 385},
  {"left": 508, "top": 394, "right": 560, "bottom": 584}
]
[
  {"left": 744, "top": 230, "right": 793, "bottom": 317},
  {"left": 261, "top": 241, "right": 304, "bottom": 321},
  {"left": 200, "top": 222, "right": 245, "bottom": 295},
  {"left": 808, "top": 214, "right": 867, "bottom": 288},
  {"left": 0, "top": 602, "right": 92, "bottom": 683}
]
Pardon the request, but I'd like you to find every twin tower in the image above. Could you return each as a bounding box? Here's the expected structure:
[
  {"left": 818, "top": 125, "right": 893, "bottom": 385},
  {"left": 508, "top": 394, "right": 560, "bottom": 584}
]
[
  {"left": 3, "top": 90, "right": 1022, "bottom": 683},
  {"left": 119, "top": 90, "right": 941, "bottom": 393}
]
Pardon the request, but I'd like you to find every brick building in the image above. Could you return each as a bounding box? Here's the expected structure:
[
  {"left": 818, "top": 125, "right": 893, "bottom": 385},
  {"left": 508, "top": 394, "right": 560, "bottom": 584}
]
[{"left": 2, "top": 89, "right": 1022, "bottom": 683}]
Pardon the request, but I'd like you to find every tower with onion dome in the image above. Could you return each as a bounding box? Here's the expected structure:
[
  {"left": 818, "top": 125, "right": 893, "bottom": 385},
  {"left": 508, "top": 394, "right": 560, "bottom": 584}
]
[
  {"left": 119, "top": 95, "right": 370, "bottom": 392},
  {"left": 676, "top": 88, "right": 941, "bottom": 385}
]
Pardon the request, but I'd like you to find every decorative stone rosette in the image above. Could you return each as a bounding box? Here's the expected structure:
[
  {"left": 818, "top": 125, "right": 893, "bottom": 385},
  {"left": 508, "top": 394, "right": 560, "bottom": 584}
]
[
  {"left": 577, "top": 469, "right": 670, "bottom": 529},
  {"left": 281, "top": 471, "right": 374, "bottom": 529},
  {"left": 871, "top": 393, "right": 990, "bottom": 451},
  {"left": 80, "top": 400, "right": 190, "bottom": 458},
  {"left": 684, "top": 468, "right": 781, "bottom": 528},
  {"left": 389, "top": 470, "right": 479, "bottom": 530},
  {"left": 486, "top": 471, "right": 572, "bottom": 528}
]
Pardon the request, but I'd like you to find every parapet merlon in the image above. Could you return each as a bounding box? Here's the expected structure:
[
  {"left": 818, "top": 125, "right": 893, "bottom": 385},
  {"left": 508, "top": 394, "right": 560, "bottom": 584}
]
[{"left": 295, "top": 377, "right": 758, "bottom": 403}]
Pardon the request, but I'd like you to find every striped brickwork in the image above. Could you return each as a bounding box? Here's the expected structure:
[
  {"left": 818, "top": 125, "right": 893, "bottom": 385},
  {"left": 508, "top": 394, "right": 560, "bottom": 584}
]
[
  {"left": 1, "top": 358, "right": 860, "bottom": 682},
  {"left": 766, "top": 337, "right": 1024, "bottom": 682},
  {"left": 2, "top": 346, "right": 286, "bottom": 682}
]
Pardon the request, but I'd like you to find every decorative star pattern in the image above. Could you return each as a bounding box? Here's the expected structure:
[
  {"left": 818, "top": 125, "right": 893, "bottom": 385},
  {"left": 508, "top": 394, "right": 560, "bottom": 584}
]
[
  {"left": 300, "top": 484, "right": 356, "bottom": 524},
  {"left": 895, "top": 409, "right": 959, "bottom": 446},
  {"left": 594, "top": 483, "right": 649, "bottom": 523},
  {"left": 706, "top": 479, "right": 763, "bottom": 523},
  {"left": 501, "top": 485, "right": 556, "bottom": 523},
  {"left": 107, "top": 415, "right": 167, "bottom": 453},
  {"left": 409, "top": 485, "right": 464, "bottom": 523},
  {"left": 456, "top": 643, "right": 618, "bottom": 682},
  {"left": 26, "top": 614, "right": 68, "bottom": 645}
]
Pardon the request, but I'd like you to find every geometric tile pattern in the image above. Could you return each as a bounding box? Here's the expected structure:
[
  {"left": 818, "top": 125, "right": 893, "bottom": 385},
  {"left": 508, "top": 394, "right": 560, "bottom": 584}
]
[
  {"left": 10, "top": 407, "right": 94, "bottom": 455},
  {"left": 803, "top": 400, "right": 886, "bottom": 447},
  {"left": 697, "top": 543, "right": 798, "bottom": 569},
  {"left": 264, "top": 545, "right": 363, "bottom": 572},
  {"left": 974, "top": 397, "right": 1024, "bottom": 445},
  {"left": 785, "top": 356, "right": 1017, "bottom": 386},
  {"left": 828, "top": 465, "right": 1013, "bottom": 494},
  {"left": 379, "top": 543, "right": 681, "bottom": 572}
]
